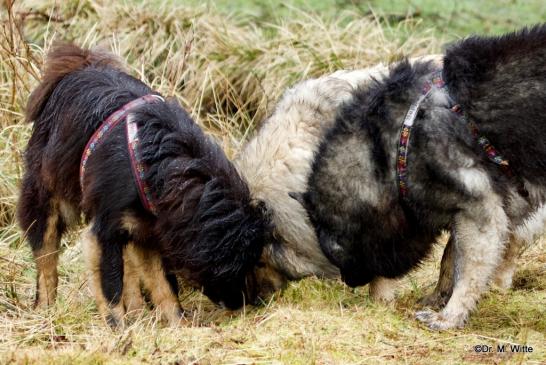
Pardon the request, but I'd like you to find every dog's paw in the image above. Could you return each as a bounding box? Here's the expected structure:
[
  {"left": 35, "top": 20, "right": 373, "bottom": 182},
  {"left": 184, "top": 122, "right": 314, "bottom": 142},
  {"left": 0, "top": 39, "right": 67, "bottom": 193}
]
[
  {"left": 33, "top": 298, "right": 51, "bottom": 310},
  {"left": 415, "top": 309, "right": 465, "bottom": 330},
  {"left": 103, "top": 302, "right": 126, "bottom": 330},
  {"left": 163, "top": 307, "right": 192, "bottom": 327},
  {"left": 105, "top": 311, "right": 125, "bottom": 330}
]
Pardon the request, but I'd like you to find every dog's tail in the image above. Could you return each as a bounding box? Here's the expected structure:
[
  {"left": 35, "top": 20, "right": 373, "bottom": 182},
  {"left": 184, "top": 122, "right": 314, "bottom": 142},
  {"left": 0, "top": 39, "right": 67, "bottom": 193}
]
[
  {"left": 26, "top": 42, "right": 125, "bottom": 123},
  {"left": 443, "top": 24, "right": 546, "bottom": 182}
]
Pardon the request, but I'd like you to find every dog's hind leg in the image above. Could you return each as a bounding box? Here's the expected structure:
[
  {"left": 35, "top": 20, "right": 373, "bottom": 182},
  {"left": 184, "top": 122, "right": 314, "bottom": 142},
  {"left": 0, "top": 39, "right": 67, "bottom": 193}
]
[
  {"left": 122, "top": 243, "right": 145, "bottom": 314},
  {"left": 32, "top": 201, "right": 63, "bottom": 309},
  {"left": 491, "top": 234, "right": 525, "bottom": 290},
  {"left": 18, "top": 176, "right": 65, "bottom": 308},
  {"left": 493, "top": 205, "right": 546, "bottom": 290},
  {"left": 82, "top": 225, "right": 126, "bottom": 328},
  {"left": 126, "top": 246, "right": 183, "bottom": 326},
  {"left": 416, "top": 192, "right": 508, "bottom": 330},
  {"left": 419, "top": 235, "right": 455, "bottom": 309}
]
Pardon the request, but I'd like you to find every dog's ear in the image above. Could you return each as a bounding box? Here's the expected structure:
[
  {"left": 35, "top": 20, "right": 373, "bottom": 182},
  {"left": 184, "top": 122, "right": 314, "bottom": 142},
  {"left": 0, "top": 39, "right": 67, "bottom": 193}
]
[{"left": 288, "top": 191, "right": 306, "bottom": 206}]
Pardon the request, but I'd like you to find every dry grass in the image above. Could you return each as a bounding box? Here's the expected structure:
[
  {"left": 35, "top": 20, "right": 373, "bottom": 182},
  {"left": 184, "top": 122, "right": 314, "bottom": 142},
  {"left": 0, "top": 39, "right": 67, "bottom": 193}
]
[{"left": 0, "top": 0, "right": 545, "bottom": 364}]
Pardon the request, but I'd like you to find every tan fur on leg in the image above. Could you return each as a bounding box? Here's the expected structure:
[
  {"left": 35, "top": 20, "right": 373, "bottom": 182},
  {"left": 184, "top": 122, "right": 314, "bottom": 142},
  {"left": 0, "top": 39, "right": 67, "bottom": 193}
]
[
  {"left": 128, "top": 246, "right": 183, "bottom": 326},
  {"left": 492, "top": 234, "right": 524, "bottom": 290},
  {"left": 493, "top": 204, "right": 546, "bottom": 289},
  {"left": 82, "top": 227, "right": 125, "bottom": 327},
  {"left": 122, "top": 243, "right": 145, "bottom": 314},
  {"left": 34, "top": 203, "right": 60, "bottom": 308},
  {"left": 369, "top": 277, "right": 397, "bottom": 303}
]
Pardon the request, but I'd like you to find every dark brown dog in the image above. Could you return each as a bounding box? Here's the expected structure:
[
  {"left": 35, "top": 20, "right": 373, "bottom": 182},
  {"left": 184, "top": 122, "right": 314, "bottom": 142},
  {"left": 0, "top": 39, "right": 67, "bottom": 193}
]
[{"left": 18, "top": 43, "right": 270, "bottom": 326}]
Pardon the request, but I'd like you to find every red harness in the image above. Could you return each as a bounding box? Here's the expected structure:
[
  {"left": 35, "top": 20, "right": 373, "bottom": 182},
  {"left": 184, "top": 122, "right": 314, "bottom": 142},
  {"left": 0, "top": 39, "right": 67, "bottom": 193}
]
[{"left": 79, "top": 94, "right": 163, "bottom": 215}]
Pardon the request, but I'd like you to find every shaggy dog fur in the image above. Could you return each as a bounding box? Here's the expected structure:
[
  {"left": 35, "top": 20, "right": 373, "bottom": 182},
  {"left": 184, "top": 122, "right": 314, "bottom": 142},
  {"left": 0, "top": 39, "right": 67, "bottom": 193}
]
[
  {"left": 18, "top": 43, "right": 270, "bottom": 326},
  {"left": 236, "top": 56, "right": 441, "bottom": 302},
  {"left": 294, "top": 25, "right": 546, "bottom": 329}
]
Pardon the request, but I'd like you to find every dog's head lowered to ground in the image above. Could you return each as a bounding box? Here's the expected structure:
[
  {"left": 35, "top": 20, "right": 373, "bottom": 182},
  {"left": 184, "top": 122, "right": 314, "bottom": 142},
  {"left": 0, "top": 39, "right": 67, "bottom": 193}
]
[{"left": 19, "top": 42, "right": 273, "bottom": 325}]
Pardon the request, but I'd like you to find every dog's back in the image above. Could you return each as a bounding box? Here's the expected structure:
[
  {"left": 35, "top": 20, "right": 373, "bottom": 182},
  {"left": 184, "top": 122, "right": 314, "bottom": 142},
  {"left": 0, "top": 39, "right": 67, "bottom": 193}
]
[
  {"left": 444, "top": 24, "right": 546, "bottom": 184},
  {"left": 20, "top": 43, "right": 152, "bottom": 211}
]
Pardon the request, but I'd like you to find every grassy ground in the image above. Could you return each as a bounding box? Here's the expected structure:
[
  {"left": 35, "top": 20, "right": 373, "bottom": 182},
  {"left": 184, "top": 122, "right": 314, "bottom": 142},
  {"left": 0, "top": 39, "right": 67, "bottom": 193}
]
[{"left": 0, "top": 0, "right": 545, "bottom": 364}]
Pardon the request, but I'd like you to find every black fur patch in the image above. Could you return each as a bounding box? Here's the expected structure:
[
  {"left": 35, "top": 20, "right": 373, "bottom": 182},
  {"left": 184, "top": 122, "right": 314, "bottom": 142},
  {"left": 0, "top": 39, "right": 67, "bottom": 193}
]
[{"left": 444, "top": 24, "right": 546, "bottom": 185}]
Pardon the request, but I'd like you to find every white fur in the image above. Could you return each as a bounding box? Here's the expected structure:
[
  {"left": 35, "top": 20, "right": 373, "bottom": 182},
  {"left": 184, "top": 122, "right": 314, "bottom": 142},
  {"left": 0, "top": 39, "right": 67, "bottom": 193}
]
[
  {"left": 369, "top": 277, "right": 397, "bottom": 303},
  {"left": 456, "top": 167, "right": 491, "bottom": 195}
]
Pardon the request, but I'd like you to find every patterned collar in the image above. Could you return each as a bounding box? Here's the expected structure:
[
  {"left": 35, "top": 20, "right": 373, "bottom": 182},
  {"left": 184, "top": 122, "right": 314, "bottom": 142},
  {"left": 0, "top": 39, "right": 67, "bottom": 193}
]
[
  {"left": 79, "top": 94, "right": 164, "bottom": 215},
  {"left": 397, "top": 71, "right": 445, "bottom": 198},
  {"left": 396, "top": 70, "right": 525, "bottom": 200}
]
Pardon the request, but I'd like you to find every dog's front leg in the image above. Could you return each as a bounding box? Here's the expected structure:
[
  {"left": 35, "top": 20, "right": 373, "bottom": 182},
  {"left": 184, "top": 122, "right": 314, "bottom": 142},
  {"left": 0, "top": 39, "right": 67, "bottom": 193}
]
[
  {"left": 491, "top": 234, "right": 526, "bottom": 290},
  {"left": 416, "top": 194, "right": 508, "bottom": 330},
  {"left": 419, "top": 234, "right": 455, "bottom": 308}
]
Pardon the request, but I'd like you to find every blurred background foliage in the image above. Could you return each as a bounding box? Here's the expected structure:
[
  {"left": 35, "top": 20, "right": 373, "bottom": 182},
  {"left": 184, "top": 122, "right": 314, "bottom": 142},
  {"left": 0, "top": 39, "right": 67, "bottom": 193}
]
[{"left": 181, "top": 0, "right": 546, "bottom": 39}]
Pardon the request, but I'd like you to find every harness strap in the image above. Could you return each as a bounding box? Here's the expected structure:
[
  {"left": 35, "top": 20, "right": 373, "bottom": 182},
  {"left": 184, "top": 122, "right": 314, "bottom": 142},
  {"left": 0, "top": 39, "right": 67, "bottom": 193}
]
[
  {"left": 451, "top": 105, "right": 528, "bottom": 197},
  {"left": 79, "top": 94, "right": 164, "bottom": 214},
  {"left": 126, "top": 113, "right": 159, "bottom": 215}
]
